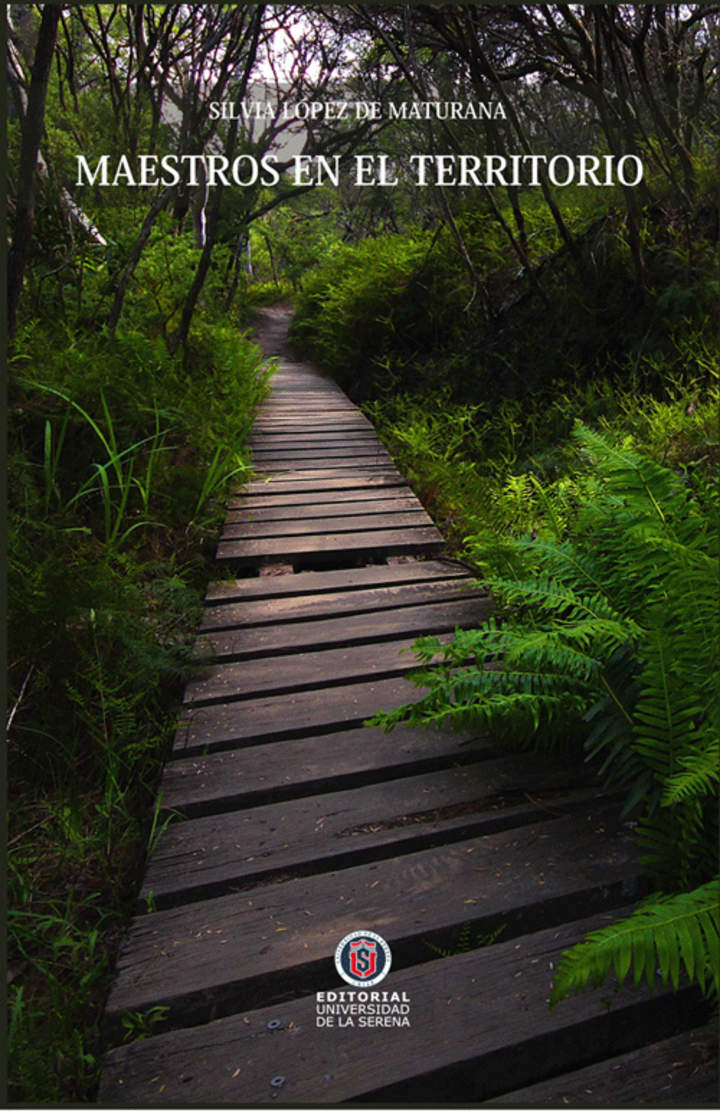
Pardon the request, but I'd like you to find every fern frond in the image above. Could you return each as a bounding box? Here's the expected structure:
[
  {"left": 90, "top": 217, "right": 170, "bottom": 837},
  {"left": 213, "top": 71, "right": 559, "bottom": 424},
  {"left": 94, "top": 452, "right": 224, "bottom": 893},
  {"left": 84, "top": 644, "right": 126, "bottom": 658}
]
[
  {"left": 380, "top": 424, "right": 715, "bottom": 907},
  {"left": 489, "top": 575, "right": 637, "bottom": 629},
  {"left": 631, "top": 626, "right": 711, "bottom": 782},
  {"left": 514, "top": 537, "right": 607, "bottom": 594},
  {"left": 370, "top": 689, "right": 586, "bottom": 740},
  {"left": 574, "top": 424, "right": 689, "bottom": 529},
  {"left": 636, "top": 801, "right": 716, "bottom": 889},
  {"left": 550, "top": 880, "right": 720, "bottom": 1007},
  {"left": 662, "top": 739, "right": 719, "bottom": 805}
]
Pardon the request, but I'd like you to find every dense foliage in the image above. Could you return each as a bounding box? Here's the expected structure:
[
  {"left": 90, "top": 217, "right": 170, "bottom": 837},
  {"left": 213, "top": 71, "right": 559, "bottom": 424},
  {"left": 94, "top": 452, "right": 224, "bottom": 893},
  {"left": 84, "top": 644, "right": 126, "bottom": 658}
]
[
  {"left": 291, "top": 180, "right": 718, "bottom": 404},
  {"left": 8, "top": 246, "right": 267, "bottom": 1099},
  {"left": 371, "top": 427, "right": 718, "bottom": 997}
]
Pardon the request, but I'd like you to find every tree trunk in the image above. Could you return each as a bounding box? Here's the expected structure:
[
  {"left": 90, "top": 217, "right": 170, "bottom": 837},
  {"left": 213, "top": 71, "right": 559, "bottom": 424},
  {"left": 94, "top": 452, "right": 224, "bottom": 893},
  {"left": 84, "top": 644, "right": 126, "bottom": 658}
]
[
  {"left": 170, "top": 7, "right": 264, "bottom": 358},
  {"left": 171, "top": 208, "right": 219, "bottom": 360},
  {"left": 108, "top": 187, "right": 172, "bottom": 332},
  {"left": 8, "top": 5, "right": 60, "bottom": 341}
]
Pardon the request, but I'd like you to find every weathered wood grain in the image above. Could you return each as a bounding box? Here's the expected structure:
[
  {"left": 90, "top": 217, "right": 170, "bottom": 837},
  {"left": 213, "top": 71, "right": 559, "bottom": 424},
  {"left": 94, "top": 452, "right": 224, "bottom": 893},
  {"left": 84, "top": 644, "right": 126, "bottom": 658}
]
[
  {"left": 159, "top": 724, "right": 493, "bottom": 817},
  {"left": 173, "top": 674, "right": 434, "bottom": 756},
  {"left": 226, "top": 485, "right": 416, "bottom": 510},
  {"left": 220, "top": 509, "right": 433, "bottom": 540},
  {"left": 252, "top": 460, "right": 396, "bottom": 475},
  {"left": 495, "top": 1025, "right": 718, "bottom": 1105},
  {"left": 247, "top": 436, "right": 380, "bottom": 450},
  {"left": 141, "top": 758, "right": 593, "bottom": 908},
  {"left": 204, "top": 560, "right": 468, "bottom": 603},
  {"left": 250, "top": 417, "right": 372, "bottom": 430},
  {"left": 100, "top": 910, "right": 709, "bottom": 1106},
  {"left": 194, "top": 595, "right": 491, "bottom": 662},
  {"left": 250, "top": 446, "right": 391, "bottom": 461},
  {"left": 251, "top": 456, "right": 395, "bottom": 473},
  {"left": 185, "top": 634, "right": 449, "bottom": 705},
  {"left": 236, "top": 473, "right": 406, "bottom": 495},
  {"left": 225, "top": 496, "right": 422, "bottom": 521},
  {"left": 104, "top": 805, "right": 639, "bottom": 1030},
  {"left": 200, "top": 578, "right": 483, "bottom": 630},
  {"left": 216, "top": 527, "right": 444, "bottom": 563}
]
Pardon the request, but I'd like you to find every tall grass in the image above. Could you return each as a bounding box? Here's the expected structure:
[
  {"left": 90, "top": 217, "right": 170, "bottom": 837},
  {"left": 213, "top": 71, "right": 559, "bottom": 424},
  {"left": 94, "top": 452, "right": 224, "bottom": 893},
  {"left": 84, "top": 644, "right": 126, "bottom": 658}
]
[{"left": 7, "top": 305, "right": 269, "bottom": 1101}]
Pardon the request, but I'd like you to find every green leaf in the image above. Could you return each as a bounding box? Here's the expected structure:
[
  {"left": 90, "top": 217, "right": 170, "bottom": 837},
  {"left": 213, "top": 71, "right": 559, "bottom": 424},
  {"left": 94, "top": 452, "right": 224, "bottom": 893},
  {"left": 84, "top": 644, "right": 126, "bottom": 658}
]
[{"left": 550, "top": 881, "right": 719, "bottom": 1007}]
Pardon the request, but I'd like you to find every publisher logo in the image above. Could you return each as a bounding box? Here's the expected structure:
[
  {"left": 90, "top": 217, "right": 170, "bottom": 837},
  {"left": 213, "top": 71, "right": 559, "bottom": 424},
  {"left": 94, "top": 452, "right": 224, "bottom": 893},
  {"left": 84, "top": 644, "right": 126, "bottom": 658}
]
[{"left": 335, "top": 930, "right": 392, "bottom": 987}]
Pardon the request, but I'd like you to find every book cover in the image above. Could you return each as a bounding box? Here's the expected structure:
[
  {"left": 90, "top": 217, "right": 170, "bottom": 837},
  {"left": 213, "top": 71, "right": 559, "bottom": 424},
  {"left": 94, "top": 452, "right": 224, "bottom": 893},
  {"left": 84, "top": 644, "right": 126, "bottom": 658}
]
[{"left": 7, "top": 3, "right": 718, "bottom": 1105}]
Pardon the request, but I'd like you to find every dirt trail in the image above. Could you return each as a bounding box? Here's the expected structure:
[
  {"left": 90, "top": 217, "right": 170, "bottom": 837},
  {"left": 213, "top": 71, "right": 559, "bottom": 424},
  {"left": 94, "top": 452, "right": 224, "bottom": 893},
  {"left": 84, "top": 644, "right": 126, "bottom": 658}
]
[{"left": 251, "top": 303, "right": 296, "bottom": 359}]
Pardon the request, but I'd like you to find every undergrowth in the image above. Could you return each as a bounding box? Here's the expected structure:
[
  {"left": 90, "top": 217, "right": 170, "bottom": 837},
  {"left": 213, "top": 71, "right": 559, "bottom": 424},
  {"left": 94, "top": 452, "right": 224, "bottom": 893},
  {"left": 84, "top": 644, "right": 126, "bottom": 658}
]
[
  {"left": 291, "top": 185, "right": 719, "bottom": 405},
  {"left": 364, "top": 362, "right": 718, "bottom": 559},
  {"left": 371, "top": 425, "right": 719, "bottom": 1005},
  {"left": 7, "top": 292, "right": 269, "bottom": 1099}
]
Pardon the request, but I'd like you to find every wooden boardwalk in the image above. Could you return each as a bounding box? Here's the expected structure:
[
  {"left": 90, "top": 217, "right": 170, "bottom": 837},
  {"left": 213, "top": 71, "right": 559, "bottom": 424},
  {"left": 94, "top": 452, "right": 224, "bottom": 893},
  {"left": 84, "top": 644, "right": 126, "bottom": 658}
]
[{"left": 99, "top": 311, "right": 716, "bottom": 1104}]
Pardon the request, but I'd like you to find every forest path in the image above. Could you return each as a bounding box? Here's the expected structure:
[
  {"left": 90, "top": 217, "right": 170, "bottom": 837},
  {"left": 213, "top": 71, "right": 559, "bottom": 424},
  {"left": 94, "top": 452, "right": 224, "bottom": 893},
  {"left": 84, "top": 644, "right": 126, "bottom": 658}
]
[{"left": 98, "top": 308, "right": 715, "bottom": 1104}]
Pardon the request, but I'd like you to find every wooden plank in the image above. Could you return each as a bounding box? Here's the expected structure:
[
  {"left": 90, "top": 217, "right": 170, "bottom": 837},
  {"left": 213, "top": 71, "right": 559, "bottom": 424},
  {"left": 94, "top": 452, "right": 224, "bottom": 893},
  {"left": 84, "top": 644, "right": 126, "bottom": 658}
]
[
  {"left": 263, "top": 390, "right": 345, "bottom": 396},
  {"left": 226, "top": 496, "right": 421, "bottom": 521},
  {"left": 216, "top": 527, "right": 444, "bottom": 563},
  {"left": 247, "top": 435, "right": 380, "bottom": 448},
  {"left": 261, "top": 383, "right": 347, "bottom": 392},
  {"left": 159, "top": 724, "right": 494, "bottom": 817},
  {"left": 251, "top": 442, "right": 390, "bottom": 454},
  {"left": 251, "top": 447, "right": 391, "bottom": 462},
  {"left": 260, "top": 393, "right": 351, "bottom": 398},
  {"left": 173, "top": 674, "right": 436, "bottom": 756},
  {"left": 259, "top": 407, "right": 352, "bottom": 413},
  {"left": 249, "top": 427, "right": 379, "bottom": 437},
  {"left": 204, "top": 561, "right": 468, "bottom": 603},
  {"left": 237, "top": 474, "right": 406, "bottom": 495},
  {"left": 264, "top": 390, "right": 349, "bottom": 395},
  {"left": 226, "top": 497, "right": 423, "bottom": 522},
  {"left": 251, "top": 458, "right": 394, "bottom": 473},
  {"left": 251, "top": 453, "right": 392, "bottom": 466},
  {"left": 185, "top": 635, "right": 449, "bottom": 706},
  {"left": 261, "top": 386, "right": 349, "bottom": 392},
  {"left": 141, "top": 759, "right": 593, "bottom": 908},
  {"left": 251, "top": 421, "right": 372, "bottom": 433},
  {"left": 103, "top": 805, "right": 639, "bottom": 1029},
  {"left": 259, "top": 404, "right": 356, "bottom": 413},
  {"left": 495, "top": 1026, "right": 718, "bottom": 1105},
  {"left": 251, "top": 430, "right": 373, "bottom": 440},
  {"left": 99, "top": 913, "right": 705, "bottom": 1106},
  {"left": 200, "top": 579, "right": 483, "bottom": 630},
  {"left": 221, "top": 511, "right": 433, "bottom": 540},
  {"left": 242, "top": 468, "right": 404, "bottom": 487},
  {"left": 194, "top": 596, "right": 491, "bottom": 662},
  {"left": 227, "top": 486, "right": 416, "bottom": 509},
  {"left": 252, "top": 460, "right": 395, "bottom": 474},
  {"left": 252, "top": 410, "right": 372, "bottom": 420},
  {"left": 249, "top": 444, "right": 384, "bottom": 457}
]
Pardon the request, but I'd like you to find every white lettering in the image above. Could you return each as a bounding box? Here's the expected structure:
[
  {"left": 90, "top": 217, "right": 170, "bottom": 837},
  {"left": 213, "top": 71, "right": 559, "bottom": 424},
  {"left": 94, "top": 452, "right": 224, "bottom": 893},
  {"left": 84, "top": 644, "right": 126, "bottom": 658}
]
[{"left": 76, "top": 155, "right": 109, "bottom": 186}]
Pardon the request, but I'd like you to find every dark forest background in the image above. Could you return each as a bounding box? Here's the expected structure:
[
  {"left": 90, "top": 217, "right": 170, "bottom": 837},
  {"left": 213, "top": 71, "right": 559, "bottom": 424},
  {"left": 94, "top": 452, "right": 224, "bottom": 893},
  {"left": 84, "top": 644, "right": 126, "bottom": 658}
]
[{"left": 7, "top": 3, "right": 718, "bottom": 1100}]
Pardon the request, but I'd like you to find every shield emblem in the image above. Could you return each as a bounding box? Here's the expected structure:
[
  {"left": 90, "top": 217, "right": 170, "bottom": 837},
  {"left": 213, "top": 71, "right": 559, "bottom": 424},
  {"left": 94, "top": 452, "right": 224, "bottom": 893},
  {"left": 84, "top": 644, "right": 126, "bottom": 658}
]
[{"left": 349, "top": 938, "right": 377, "bottom": 979}]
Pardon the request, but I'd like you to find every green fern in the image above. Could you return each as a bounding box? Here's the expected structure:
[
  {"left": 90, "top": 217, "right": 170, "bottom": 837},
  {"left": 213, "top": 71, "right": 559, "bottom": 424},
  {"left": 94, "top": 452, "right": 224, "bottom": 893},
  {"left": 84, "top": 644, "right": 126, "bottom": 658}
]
[
  {"left": 663, "top": 740, "right": 720, "bottom": 806},
  {"left": 372, "top": 423, "right": 718, "bottom": 1005},
  {"left": 550, "top": 880, "right": 720, "bottom": 1005}
]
